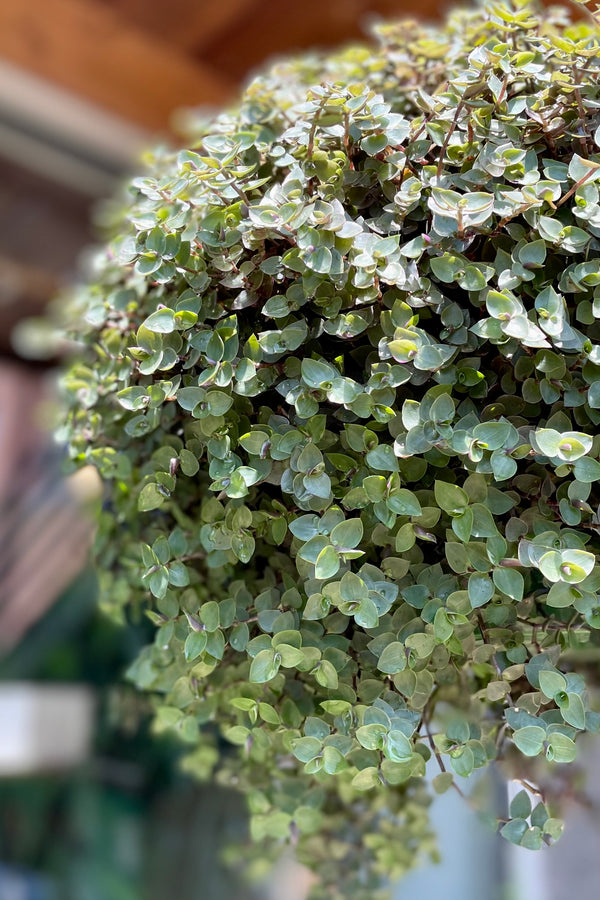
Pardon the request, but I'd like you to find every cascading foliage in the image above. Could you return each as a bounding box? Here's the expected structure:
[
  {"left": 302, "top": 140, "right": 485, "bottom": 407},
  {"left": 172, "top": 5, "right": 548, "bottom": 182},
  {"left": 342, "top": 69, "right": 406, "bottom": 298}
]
[{"left": 61, "top": 0, "right": 600, "bottom": 895}]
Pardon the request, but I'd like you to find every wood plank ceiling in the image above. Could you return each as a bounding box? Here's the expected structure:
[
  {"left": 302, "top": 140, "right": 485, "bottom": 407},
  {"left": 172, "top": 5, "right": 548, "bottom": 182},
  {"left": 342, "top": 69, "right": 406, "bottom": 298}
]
[{"left": 0, "top": 0, "right": 445, "bottom": 132}]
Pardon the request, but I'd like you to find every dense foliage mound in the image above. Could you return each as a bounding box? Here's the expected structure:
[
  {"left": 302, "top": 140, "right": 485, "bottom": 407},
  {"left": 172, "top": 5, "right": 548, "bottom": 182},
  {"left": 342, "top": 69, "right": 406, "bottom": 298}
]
[{"left": 62, "top": 0, "right": 600, "bottom": 895}]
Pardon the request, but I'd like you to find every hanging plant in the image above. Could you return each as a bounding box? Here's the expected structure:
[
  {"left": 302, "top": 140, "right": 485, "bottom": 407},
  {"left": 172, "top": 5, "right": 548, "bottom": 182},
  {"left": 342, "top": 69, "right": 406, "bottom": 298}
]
[{"left": 61, "top": 0, "right": 600, "bottom": 895}]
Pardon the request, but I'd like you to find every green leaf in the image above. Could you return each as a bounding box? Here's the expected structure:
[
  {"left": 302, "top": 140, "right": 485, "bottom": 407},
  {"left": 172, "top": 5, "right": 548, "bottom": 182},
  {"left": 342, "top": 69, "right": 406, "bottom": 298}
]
[
  {"left": 545, "top": 581, "right": 580, "bottom": 608},
  {"left": 272, "top": 629, "right": 302, "bottom": 649},
  {"left": 366, "top": 445, "right": 399, "bottom": 472},
  {"left": 239, "top": 430, "right": 270, "bottom": 455},
  {"left": 206, "top": 391, "right": 233, "bottom": 416},
  {"left": 533, "top": 428, "right": 562, "bottom": 457},
  {"left": 513, "top": 726, "right": 546, "bottom": 756},
  {"left": 573, "top": 456, "right": 600, "bottom": 483},
  {"left": 450, "top": 745, "right": 474, "bottom": 777},
  {"left": 249, "top": 649, "right": 281, "bottom": 683},
  {"left": 354, "top": 596, "right": 380, "bottom": 629},
  {"left": 388, "top": 338, "right": 418, "bottom": 363},
  {"left": 486, "top": 289, "right": 521, "bottom": 319},
  {"left": 568, "top": 153, "right": 600, "bottom": 184},
  {"left": 322, "top": 745, "right": 347, "bottom": 775},
  {"left": 303, "top": 593, "right": 330, "bottom": 620},
  {"left": 138, "top": 483, "right": 167, "bottom": 512},
  {"left": 405, "top": 632, "right": 435, "bottom": 658},
  {"left": 377, "top": 641, "right": 407, "bottom": 675},
  {"left": 356, "top": 723, "right": 387, "bottom": 750},
  {"left": 445, "top": 541, "right": 469, "bottom": 573},
  {"left": 384, "top": 729, "right": 413, "bottom": 762},
  {"left": 395, "top": 523, "right": 416, "bottom": 552},
  {"left": 232, "top": 532, "right": 255, "bottom": 563},
  {"left": 148, "top": 567, "right": 169, "bottom": 600},
  {"left": 304, "top": 471, "right": 332, "bottom": 499},
  {"left": 472, "top": 421, "right": 513, "bottom": 450},
  {"left": 362, "top": 475, "right": 387, "bottom": 502},
  {"left": 297, "top": 533, "right": 329, "bottom": 562},
  {"left": 315, "top": 659, "right": 339, "bottom": 689},
  {"left": 587, "top": 382, "right": 600, "bottom": 409},
  {"left": 490, "top": 450, "right": 518, "bottom": 482},
  {"left": 530, "top": 801, "right": 549, "bottom": 830},
  {"left": 361, "top": 133, "right": 389, "bottom": 155},
  {"left": 278, "top": 644, "right": 305, "bottom": 668},
  {"left": 144, "top": 308, "right": 176, "bottom": 333},
  {"left": 179, "top": 449, "right": 199, "bottom": 476},
  {"left": 546, "top": 733, "right": 577, "bottom": 763},
  {"left": 200, "top": 601, "right": 220, "bottom": 631},
  {"left": 451, "top": 508, "right": 473, "bottom": 543},
  {"left": 519, "top": 825, "right": 543, "bottom": 850},
  {"left": 519, "top": 240, "right": 546, "bottom": 267},
  {"left": 434, "top": 480, "right": 469, "bottom": 515},
  {"left": 224, "top": 725, "right": 250, "bottom": 746},
  {"left": 556, "top": 432, "right": 593, "bottom": 462},
  {"left": 493, "top": 567, "right": 524, "bottom": 601},
  {"left": 315, "top": 545, "right": 340, "bottom": 579},
  {"left": 230, "top": 697, "right": 256, "bottom": 712},
  {"left": 543, "top": 818, "right": 564, "bottom": 841},
  {"left": 351, "top": 767, "right": 380, "bottom": 791},
  {"left": 292, "top": 736, "right": 322, "bottom": 763},
  {"left": 433, "top": 608, "right": 454, "bottom": 643},
  {"left": 538, "top": 669, "right": 566, "bottom": 699},
  {"left": 539, "top": 549, "right": 595, "bottom": 584},
  {"left": 340, "top": 574, "right": 368, "bottom": 607},
  {"left": 561, "top": 693, "right": 586, "bottom": 730},
  {"left": 117, "top": 386, "right": 149, "bottom": 410},
  {"left": 320, "top": 700, "right": 352, "bottom": 716},
  {"left": 184, "top": 630, "right": 207, "bottom": 661},
  {"left": 510, "top": 790, "right": 532, "bottom": 820},
  {"left": 330, "top": 518, "right": 364, "bottom": 550},
  {"left": 168, "top": 561, "right": 189, "bottom": 586},
  {"left": 430, "top": 254, "right": 460, "bottom": 283},
  {"left": 432, "top": 772, "right": 454, "bottom": 794},
  {"left": 177, "top": 387, "right": 205, "bottom": 411},
  {"left": 500, "top": 818, "right": 529, "bottom": 846},
  {"left": 387, "top": 489, "right": 422, "bottom": 516},
  {"left": 302, "top": 358, "right": 337, "bottom": 387},
  {"left": 306, "top": 245, "right": 332, "bottom": 274},
  {"left": 414, "top": 344, "right": 455, "bottom": 371},
  {"left": 468, "top": 573, "right": 494, "bottom": 608},
  {"left": 381, "top": 757, "right": 421, "bottom": 784}
]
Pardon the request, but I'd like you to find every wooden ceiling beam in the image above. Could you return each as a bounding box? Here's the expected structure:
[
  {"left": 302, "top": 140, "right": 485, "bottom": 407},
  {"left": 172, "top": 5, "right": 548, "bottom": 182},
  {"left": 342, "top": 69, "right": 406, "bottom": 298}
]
[
  {"left": 0, "top": 0, "right": 237, "bottom": 132},
  {"left": 202, "top": 0, "right": 446, "bottom": 82},
  {"left": 113, "top": 0, "right": 262, "bottom": 53}
]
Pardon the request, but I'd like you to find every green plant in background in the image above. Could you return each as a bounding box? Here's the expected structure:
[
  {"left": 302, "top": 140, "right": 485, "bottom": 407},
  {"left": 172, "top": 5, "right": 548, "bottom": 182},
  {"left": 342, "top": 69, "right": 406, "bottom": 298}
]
[{"left": 61, "top": 0, "right": 600, "bottom": 895}]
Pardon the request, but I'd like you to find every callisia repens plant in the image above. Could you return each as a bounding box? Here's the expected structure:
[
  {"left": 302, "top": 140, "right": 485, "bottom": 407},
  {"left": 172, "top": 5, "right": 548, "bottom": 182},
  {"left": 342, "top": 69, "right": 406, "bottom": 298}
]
[{"left": 61, "top": 0, "right": 600, "bottom": 895}]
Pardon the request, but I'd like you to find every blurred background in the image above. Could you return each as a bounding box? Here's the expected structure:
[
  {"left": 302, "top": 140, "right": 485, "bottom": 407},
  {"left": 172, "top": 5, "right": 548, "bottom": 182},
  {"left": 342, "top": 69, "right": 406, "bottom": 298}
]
[{"left": 0, "top": 1, "right": 599, "bottom": 898}]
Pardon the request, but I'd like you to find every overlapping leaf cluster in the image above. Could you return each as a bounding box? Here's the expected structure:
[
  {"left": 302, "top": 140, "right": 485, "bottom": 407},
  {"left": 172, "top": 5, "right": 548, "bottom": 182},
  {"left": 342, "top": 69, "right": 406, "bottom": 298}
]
[{"left": 61, "top": 0, "right": 600, "bottom": 893}]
